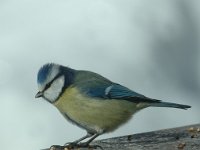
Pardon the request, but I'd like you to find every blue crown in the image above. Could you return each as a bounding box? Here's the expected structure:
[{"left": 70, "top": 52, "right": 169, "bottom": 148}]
[{"left": 37, "top": 63, "right": 54, "bottom": 84}]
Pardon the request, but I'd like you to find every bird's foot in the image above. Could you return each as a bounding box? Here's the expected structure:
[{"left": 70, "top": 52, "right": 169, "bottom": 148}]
[
  {"left": 49, "top": 142, "right": 103, "bottom": 150},
  {"left": 64, "top": 142, "right": 79, "bottom": 147}
]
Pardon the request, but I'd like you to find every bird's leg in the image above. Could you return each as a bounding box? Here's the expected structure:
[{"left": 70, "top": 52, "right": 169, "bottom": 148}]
[
  {"left": 82, "top": 133, "right": 100, "bottom": 145},
  {"left": 64, "top": 132, "right": 94, "bottom": 147},
  {"left": 48, "top": 133, "right": 103, "bottom": 150},
  {"left": 78, "top": 133, "right": 103, "bottom": 149},
  {"left": 63, "top": 133, "right": 103, "bottom": 149}
]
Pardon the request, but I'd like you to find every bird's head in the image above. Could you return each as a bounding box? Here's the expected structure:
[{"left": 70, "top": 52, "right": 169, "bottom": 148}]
[{"left": 35, "top": 63, "right": 66, "bottom": 103}]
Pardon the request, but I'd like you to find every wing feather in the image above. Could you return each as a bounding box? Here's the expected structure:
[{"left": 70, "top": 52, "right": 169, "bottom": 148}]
[{"left": 78, "top": 80, "right": 159, "bottom": 103}]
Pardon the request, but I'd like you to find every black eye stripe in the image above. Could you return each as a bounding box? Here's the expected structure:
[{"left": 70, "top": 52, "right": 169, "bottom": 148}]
[
  {"left": 42, "top": 73, "right": 62, "bottom": 92},
  {"left": 44, "top": 82, "right": 51, "bottom": 91}
]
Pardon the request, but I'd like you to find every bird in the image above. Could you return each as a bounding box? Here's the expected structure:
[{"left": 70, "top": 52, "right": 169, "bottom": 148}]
[{"left": 35, "top": 63, "right": 191, "bottom": 148}]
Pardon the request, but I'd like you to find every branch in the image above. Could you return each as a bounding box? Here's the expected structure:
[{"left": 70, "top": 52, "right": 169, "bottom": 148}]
[{"left": 44, "top": 123, "right": 200, "bottom": 150}]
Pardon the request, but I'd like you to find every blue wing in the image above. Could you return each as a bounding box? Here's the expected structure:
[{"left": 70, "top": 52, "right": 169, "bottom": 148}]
[{"left": 79, "top": 81, "right": 159, "bottom": 103}]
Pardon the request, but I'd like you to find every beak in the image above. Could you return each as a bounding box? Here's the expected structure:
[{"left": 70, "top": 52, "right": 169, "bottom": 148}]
[{"left": 35, "top": 91, "right": 43, "bottom": 98}]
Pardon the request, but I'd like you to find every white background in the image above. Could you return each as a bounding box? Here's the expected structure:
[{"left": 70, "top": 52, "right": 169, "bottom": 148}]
[{"left": 0, "top": 0, "right": 199, "bottom": 150}]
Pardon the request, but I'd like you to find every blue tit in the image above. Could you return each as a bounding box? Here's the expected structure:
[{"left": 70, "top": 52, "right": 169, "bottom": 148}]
[{"left": 35, "top": 63, "right": 191, "bottom": 147}]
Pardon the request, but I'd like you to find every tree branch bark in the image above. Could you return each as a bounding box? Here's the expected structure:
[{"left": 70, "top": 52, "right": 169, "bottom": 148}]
[{"left": 44, "top": 124, "right": 200, "bottom": 150}]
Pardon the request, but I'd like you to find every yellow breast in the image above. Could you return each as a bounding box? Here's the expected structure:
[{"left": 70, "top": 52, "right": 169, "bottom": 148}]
[{"left": 53, "top": 86, "right": 147, "bottom": 133}]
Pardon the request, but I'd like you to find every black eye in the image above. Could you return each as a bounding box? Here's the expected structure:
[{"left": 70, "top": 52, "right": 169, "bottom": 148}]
[
  {"left": 45, "top": 82, "right": 51, "bottom": 89},
  {"left": 43, "top": 81, "right": 53, "bottom": 92}
]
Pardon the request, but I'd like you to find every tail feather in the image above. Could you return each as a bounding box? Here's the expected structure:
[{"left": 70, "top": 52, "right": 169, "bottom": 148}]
[{"left": 151, "top": 101, "right": 191, "bottom": 110}]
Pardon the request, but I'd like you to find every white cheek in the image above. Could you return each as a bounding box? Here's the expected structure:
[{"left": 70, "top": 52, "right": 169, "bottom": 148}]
[{"left": 44, "top": 76, "right": 65, "bottom": 102}]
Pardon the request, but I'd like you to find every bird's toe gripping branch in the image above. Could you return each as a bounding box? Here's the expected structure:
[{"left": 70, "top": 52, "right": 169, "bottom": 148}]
[{"left": 49, "top": 143, "right": 103, "bottom": 150}]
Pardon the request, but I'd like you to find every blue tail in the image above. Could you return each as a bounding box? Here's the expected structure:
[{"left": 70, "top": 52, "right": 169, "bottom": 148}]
[{"left": 151, "top": 101, "right": 191, "bottom": 110}]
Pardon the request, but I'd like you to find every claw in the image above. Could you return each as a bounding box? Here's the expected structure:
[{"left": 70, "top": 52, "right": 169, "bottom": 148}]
[
  {"left": 49, "top": 145, "right": 66, "bottom": 150},
  {"left": 64, "top": 142, "right": 79, "bottom": 147},
  {"left": 47, "top": 142, "right": 103, "bottom": 150}
]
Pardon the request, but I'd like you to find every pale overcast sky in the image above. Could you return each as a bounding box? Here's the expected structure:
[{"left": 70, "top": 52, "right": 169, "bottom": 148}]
[{"left": 0, "top": 0, "right": 199, "bottom": 150}]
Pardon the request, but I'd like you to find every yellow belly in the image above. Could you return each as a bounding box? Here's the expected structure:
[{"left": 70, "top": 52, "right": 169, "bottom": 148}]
[{"left": 53, "top": 87, "right": 147, "bottom": 133}]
